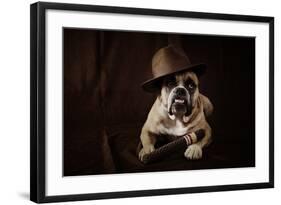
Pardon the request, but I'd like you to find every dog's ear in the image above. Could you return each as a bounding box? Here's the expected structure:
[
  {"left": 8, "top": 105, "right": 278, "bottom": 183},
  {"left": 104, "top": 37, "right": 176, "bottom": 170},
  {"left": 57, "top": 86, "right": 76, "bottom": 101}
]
[{"left": 199, "top": 94, "right": 213, "bottom": 117}]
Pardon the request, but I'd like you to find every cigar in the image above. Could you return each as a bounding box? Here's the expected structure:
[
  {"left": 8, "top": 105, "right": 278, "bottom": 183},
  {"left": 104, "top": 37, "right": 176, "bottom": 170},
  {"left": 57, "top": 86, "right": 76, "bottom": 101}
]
[{"left": 142, "top": 129, "right": 205, "bottom": 164}]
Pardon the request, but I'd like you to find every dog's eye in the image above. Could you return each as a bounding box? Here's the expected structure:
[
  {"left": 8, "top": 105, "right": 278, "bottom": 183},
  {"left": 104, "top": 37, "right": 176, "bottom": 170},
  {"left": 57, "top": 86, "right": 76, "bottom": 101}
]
[
  {"left": 188, "top": 84, "right": 194, "bottom": 89},
  {"left": 166, "top": 77, "right": 177, "bottom": 87},
  {"left": 184, "top": 79, "right": 196, "bottom": 90},
  {"left": 187, "top": 83, "right": 196, "bottom": 90}
]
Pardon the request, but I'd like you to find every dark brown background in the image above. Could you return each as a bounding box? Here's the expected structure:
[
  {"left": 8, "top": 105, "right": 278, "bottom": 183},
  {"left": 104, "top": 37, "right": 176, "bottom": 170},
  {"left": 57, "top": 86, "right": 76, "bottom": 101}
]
[{"left": 63, "top": 28, "right": 255, "bottom": 176}]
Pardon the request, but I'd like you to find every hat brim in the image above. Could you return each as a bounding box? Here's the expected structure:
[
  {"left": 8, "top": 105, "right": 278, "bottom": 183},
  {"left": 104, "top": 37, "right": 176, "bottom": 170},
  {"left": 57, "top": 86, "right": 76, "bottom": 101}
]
[{"left": 141, "top": 63, "right": 206, "bottom": 93}]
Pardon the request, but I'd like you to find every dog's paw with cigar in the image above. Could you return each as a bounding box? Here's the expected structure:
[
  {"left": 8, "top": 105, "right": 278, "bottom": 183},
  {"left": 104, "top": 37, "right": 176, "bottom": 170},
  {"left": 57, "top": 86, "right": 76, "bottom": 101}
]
[{"left": 139, "top": 45, "right": 213, "bottom": 162}]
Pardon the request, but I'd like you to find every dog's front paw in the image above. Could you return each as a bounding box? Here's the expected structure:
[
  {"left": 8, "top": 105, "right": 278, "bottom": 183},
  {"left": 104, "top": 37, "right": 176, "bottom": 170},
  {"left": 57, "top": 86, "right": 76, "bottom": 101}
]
[
  {"left": 184, "top": 144, "right": 202, "bottom": 160},
  {"left": 139, "top": 145, "right": 155, "bottom": 162}
]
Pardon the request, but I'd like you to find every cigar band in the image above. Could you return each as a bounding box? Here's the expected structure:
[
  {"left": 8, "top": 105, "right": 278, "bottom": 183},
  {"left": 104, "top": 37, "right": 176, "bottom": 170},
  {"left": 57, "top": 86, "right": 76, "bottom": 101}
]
[{"left": 183, "top": 134, "right": 193, "bottom": 145}]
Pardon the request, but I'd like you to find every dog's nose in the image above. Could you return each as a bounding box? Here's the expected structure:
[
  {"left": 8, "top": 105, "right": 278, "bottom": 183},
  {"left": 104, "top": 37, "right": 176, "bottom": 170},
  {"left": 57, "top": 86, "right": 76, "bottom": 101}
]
[{"left": 176, "top": 88, "right": 186, "bottom": 95}]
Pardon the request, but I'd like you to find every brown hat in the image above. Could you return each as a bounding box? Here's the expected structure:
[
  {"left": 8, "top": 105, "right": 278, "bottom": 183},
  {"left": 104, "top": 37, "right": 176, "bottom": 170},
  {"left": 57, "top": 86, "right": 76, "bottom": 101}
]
[{"left": 142, "top": 45, "right": 206, "bottom": 92}]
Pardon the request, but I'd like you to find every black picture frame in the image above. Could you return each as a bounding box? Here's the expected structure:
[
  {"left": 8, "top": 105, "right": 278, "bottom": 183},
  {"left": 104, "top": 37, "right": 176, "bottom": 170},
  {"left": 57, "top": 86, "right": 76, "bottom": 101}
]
[{"left": 30, "top": 2, "right": 274, "bottom": 203}]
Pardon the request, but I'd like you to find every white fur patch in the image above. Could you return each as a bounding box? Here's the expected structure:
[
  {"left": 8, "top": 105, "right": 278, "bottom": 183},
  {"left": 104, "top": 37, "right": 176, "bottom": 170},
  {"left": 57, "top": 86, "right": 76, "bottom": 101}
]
[
  {"left": 184, "top": 144, "right": 202, "bottom": 160},
  {"left": 158, "top": 120, "right": 188, "bottom": 136}
]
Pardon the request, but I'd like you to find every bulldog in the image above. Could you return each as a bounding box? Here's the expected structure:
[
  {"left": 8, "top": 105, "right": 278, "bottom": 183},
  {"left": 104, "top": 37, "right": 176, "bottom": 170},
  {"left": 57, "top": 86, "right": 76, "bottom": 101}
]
[{"left": 138, "top": 45, "right": 213, "bottom": 162}]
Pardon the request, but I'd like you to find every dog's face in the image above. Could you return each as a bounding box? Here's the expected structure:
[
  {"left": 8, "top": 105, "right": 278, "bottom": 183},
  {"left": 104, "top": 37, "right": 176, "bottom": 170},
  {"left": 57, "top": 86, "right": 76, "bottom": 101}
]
[{"left": 160, "top": 71, "right": 199, "bottom": 121}]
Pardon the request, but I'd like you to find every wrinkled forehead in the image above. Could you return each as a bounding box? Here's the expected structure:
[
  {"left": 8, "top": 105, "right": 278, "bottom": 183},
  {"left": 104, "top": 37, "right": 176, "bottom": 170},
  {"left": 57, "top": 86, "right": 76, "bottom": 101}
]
[{"left": 175, "top": 72, "right": 199, "bottom": 85}]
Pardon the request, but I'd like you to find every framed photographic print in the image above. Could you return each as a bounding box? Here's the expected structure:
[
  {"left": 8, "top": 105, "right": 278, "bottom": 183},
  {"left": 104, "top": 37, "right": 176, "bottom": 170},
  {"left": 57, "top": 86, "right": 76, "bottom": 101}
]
[{"left": 30, "top": 2, "right": 274, "bottom": 203}]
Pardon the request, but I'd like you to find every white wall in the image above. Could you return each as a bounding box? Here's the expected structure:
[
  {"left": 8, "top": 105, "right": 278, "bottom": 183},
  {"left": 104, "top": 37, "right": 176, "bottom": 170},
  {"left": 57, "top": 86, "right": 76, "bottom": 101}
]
[{"left": 0, "top": 0, "right": 279, "bottom": 204}]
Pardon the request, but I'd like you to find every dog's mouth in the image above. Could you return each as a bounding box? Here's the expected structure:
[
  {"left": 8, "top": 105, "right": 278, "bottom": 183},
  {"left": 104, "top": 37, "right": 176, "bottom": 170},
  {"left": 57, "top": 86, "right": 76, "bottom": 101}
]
[
  {"left": 167, "top": 87, "right": 193, "bottom": 120},
  {"left": 174, "top": 98, "right": 185, "bottom": 104},
  {"left": 169, "top": 96, "right": 191, "bottom": 117}
]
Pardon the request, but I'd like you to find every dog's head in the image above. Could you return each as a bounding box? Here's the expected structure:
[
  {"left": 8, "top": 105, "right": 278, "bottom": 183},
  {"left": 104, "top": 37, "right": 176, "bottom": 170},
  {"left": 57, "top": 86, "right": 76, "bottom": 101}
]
[{"left": 159, "top": 71, "right": 200, "bottom": 121}]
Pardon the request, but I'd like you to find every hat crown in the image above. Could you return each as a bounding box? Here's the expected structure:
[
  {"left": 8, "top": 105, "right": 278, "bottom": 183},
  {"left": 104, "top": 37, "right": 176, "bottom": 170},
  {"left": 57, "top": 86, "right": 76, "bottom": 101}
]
[
  {"left": 142, "top": 45, "right": 206, "bottom": 92},
  {"left": 152, "top": 45, "right": 192, "bottom": 78}
]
